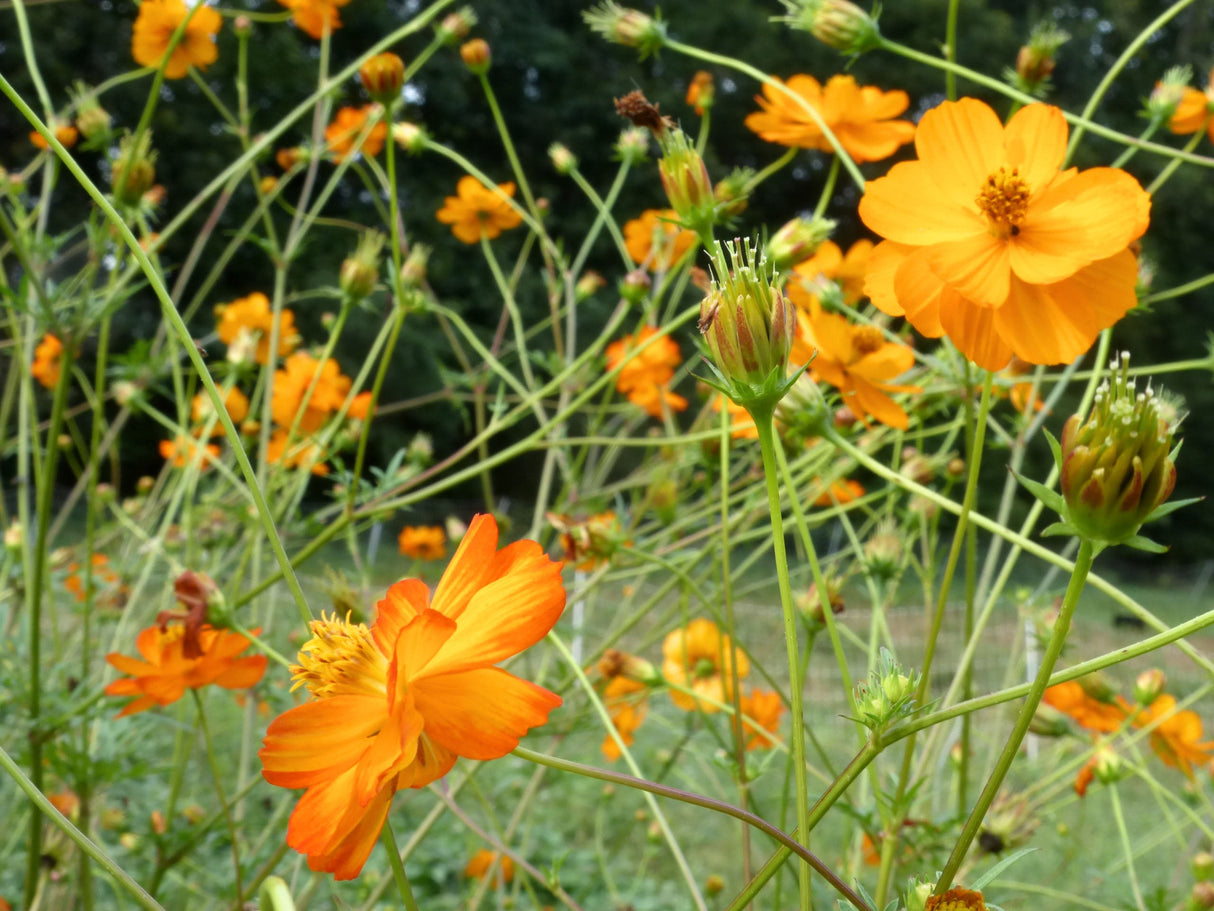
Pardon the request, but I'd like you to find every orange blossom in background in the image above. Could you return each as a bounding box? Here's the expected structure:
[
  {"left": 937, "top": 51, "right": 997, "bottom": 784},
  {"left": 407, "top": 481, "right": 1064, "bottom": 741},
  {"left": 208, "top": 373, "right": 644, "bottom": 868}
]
[
  {"left": 131, "top": 0, "right": 222, "bottom": 79},
  {"left": 662, "top": 618, "right": 749, "bottom": 712},
  {"left": 436, "top": 176, "right": 524, "bottom": 243},
  {"left": 745, "top": 74, "right": 915, "bottom": 163}
]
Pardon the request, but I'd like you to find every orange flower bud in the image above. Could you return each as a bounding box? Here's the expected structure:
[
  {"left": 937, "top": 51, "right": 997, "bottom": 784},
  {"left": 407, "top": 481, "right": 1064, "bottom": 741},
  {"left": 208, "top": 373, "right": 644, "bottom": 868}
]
[
  {"left": 459, "top": 39, "right": 491, "bottom": 74},
  {"left": 360, "top": 52, "right": 405, "bottom": 104}
]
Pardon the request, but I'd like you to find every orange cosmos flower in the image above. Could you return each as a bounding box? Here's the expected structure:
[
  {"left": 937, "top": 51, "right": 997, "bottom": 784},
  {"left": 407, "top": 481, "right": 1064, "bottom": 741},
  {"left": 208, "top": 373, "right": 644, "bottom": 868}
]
[
  {"left": 710, "top": 394, "right": 758, "bottom": 439},
  {"left": 791, "top": 304, "right": 918, "bottom": 429},
  {"left": 1126, "top": 694, "right": 1214, "bottom": 778},
  {"left": 925, "top": 888, "right": 986, "bottom": 911},
  {"left": 435, "top": 176, "right": 524, "bottom": 244},
  {"left": 1168, "top": 68, "right": 1214, "bottom": 143},
  {"left": 278, "top": 0, "right": 350, "bottom": 39},
  {"left": 260, "top": 514, "right": 565, "bottom": 879},
  {"left": 686, "top": 70, "right": 714, "bottom": 115},
  {"left": 745, "top": 75, "right": 915, "bottom": 163},
  {"left": 266, "top": 429, "right": 329, "bottom": 476},
  {"left": 860, "top": 98, "right": 1151, "bottom": 371},
  {"left": 159, "top": 434, "right": 221, "bottom": 470},
  {"left": 270, "top": 352, "right": 353, "bottom": 433},
  {"left": 601, "top": 676, "right": 648, "bottom": 761},
  {"left": 785, "top": 239, "right": 873, "bottom": 311},
  {"left": 325, "top": 105, "right": 387, "bottom": 162},
  {"left": 739, "top": 688, "right": 783, "bottom": 751},
  {"left": 464, "top": 849, "right": 515, "bottom": 884},
  {"left": 662, "top": 618, "right": 749, "bottom": 713},
  {"left": 812, "top": 478, "right": 865, "bottom": 507},
  {"left": 398, "top": 526, "right": 447, "bottom": 561},
  {"left": 605, "top": 326, "right": 688, "bottom": 419},
  {"left": 622, "top": 209, "right": 697, "bottom": 271},
  {"left": 64, "top": 553, "right": 123, "bottom": 602},
  {"left": 191, "top": 387, "right": 250, "bottom": 435},
  {"left": 105, "top": 624, "right": 267, "bottom": 717},
  {"left": 215, "top": 292, "right": 299, "bottom": 366},
  {"left": 30, "top": 122, "right": 79, "bottom": 150},
  {"left": 1042, "top": 681, "right": 1126, "bottom": 734},
  {"left": 130, "top": 0, "right": 222, "bottom": 80},
  {"left": 31, "top": 333, "right": 63, "bottom": 389}
]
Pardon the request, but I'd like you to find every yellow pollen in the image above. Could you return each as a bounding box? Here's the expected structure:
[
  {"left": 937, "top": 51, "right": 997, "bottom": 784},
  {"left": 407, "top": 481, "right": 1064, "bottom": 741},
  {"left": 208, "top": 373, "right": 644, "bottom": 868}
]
[
  {"left": 290, "top": 612, "right": 388, "bottom": 699},
  {"left": 852, "top": 326, "right": 885, "bottom": 358},
  {"left": 975, "top": 166, "right": 1030, "bottom": 236}
]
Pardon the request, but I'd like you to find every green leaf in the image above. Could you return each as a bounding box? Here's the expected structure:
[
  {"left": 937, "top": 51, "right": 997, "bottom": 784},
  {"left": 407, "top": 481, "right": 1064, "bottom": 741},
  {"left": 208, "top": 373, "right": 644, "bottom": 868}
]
[
  {"left": 970, "top": 846, "right": 1039, "bottom": 891},
  {"left": 1011, "top": 469, "right": 1065, "bottom": 514},
  {"left": 1043, "top": 426, "right": 1063, "bottom": 469},
  {"left": 1040, "top": 522, "right": 1076, "bottom": 538},
  {"left": 1145, "top": 496, "right": 1203, "bottom": 522},
  {"left": 1123, "top": 534, "right": 1169, "bottom": 554}
]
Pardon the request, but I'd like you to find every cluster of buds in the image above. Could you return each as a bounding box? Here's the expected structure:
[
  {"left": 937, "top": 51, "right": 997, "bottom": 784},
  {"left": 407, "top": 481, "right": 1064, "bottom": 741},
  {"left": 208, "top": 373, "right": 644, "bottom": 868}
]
[
  {"left": 583, "top": 2, "right": 667, "bottom": 59},
  {"left": 1008, "top": 21, "right": 1070, "bottom": 97},
  {"left": 779, "top": 0, "right": 882, "bottom": 55},
  {"left": 698, "top": 238, "right": 796, "bottom": 414},
  {"left": 850, "top": 648, "right": 918, "bottom": 731}
]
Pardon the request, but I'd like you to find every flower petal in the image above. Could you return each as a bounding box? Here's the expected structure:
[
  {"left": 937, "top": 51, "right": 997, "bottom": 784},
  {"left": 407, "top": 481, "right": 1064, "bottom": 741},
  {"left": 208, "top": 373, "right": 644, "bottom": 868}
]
[
  {"left": 261, "top": 695, "right": 384, "bottom": 789},
  {"left": 287, "top": 766, "right": 393, "bottom": 880},
  {"left": 938, "top": 293, "right": 1013, "bottom": 370},
  {"left": 1004, "top": 103, "right": 1067, "bottom": 192},
  {"left": 925, "top": 232, "right": 1010, "bottom": 307},
  {"left": 859, "top": 162, "right": 984, "bottom": 245},
  {"left": 413, "top": 667, "right": 561, "bottom": 759},
  {"left": 372, "top": 578, "right": 431, "bottom": 656},
  {"left": 891, "top": 249, "right": 948, "bottom": 337},
  {"left": 916, "top": 98, "right": 1005, "bottom": 209},
  {"left": 994, "top": 250, "right": 1138, "bottom": 365},
  {"left": 429, "top": 514, "right": 501, "bottom": 621}
]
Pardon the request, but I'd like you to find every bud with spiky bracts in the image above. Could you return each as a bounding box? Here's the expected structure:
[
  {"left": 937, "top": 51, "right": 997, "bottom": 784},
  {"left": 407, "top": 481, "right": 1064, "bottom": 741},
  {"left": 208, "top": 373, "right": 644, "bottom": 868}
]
[
  {"left": 583, "top": 2, "right": 667, "bottom": 59},
  {"left": 1008, "top": 21, "right": 1070, "bottom": 97},
  {"left": 850, "top": 648, "right": 919, "bottom": 731},
  {"left": 768, "top": 216, "right": 835, "bottom": 271},
  {"left": 1020, "top": 352, "right": 1189, "bottom": 552},
  {"left": 698, "top": 239, "right": 797, "bottom": 414},
  {"left": 1148, "top": 65, "right": 1195, "bottom": 125},
  {"left": 71, "top": 82, "right": 112, "bottom": 143},
  {"left": 780, "top": 0, "right": 882, "bottom": 55},
  {"left": 656, "top": 128, "right": 716, "bottom": 239}
]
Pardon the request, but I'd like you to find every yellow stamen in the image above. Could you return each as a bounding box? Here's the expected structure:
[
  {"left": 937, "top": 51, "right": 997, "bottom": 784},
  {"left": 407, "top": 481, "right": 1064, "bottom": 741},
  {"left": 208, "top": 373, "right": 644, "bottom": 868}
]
[
  {"left": 290, "top": 612, "right": 388, "bottom": 699},
  {"left": 975, "top": 166, "right": 1030, "bottom": 237}
]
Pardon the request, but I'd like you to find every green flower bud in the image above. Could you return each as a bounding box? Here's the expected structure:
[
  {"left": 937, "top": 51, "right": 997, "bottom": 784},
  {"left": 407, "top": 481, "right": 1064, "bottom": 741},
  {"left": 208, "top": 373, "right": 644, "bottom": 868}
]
[
  {"left": 698, "top": 239, "right": 795, "bottom": 411},
  {"left": 111, "top": 131, "right": 157, "bottom": 209},
  {"left": 1058, "top": 352, "right": 1179, "bottom": 546},
  {"left": 339, "top": 230, "right": 384, "bottom": 300},
  {"left": 583, "top": 2, "right": 667, "bottom": 59},
  {"left": 851, "top": 648, "right": 919, "bottom": 730},
  {"left": 657, "top": 129, "right": 715, "bottom": 237},
  {"left": 780, "top": 0, "right": 882, "bottom": 55},
  {"left": 768, "top": 216, "right": 836, "bottom": 271}
]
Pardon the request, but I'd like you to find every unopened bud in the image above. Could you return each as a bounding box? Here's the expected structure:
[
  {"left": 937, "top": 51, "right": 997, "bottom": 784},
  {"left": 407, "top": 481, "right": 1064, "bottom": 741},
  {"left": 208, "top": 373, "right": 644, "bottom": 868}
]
[
  {"left": 339, "top": 231, "right": 384, "bottom": 300},
  {"left": 459, "top": 39, "right": 491, "bottom": 75},
  {"left": 435, "top": 7, "right": 476, "bottom": 44},
  {"left": 360, "top": 52, "right": 406, "bottom": 105},
  {"left": 583, "top": 2, "right": 667, "bottom": 58},
  {"left": 1190, "top": 882, "right": 1214, "bottom": 911},
  {"left": 686, "top": 71, "right": 714, "bottom": 115},
  {"left": 111, "top": 131, "right": 156, "bottom": 209},
  {"left": 768, "top": 217, "right": 835, "bottom": 271},
  {"left": 614, "top": 126, "right": 650, "bottom": 165},
  {"left": 391, "top": 121, "right": 429, "bottom": 154},
  {"left": 1133, "top": 669, "right": 1166, "bottom": 705},
  {"left": 233, "top": 14, "right": 252, "bottom": 36},
  {"left": 620, "top": 269, "right": 651, "bottom": 305},
  {"left": 657, "top": 129, "right": 715, "bottom": 235},
  {"left": 783, "top": 0, "right": 882, "bottom": 55},
  {"left": 1193, "top": 852, "right": 1214, "bottom": 883},
  {"left": 575, "top": 271, "right": 605, "bottom": 301},
  {"left": 549, "top": 142, "right": 578, "bottom": 175},
  {"left": 399, "top": 244, "right": 429, "bottom": 288}
]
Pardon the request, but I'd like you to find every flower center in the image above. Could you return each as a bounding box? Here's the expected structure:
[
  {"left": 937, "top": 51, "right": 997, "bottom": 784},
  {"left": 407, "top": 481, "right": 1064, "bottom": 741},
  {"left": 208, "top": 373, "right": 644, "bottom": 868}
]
[
  {"left": 693, "top": 657, "right": 718, "bottom": 679},
  {"left": 291, "top": 612, "right": 387, "bottom": 699},
  {"left": 975, "top": 166, "right": 1030, "bottom": 237},
  {"left": 852, "top": 326, "right": 885, "bottom": 358}
]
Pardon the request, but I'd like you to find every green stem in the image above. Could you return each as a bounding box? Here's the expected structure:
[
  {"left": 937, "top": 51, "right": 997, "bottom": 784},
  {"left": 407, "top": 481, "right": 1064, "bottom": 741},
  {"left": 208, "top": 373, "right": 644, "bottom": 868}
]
[
  {"left": 382, "top": 820, "right": 422, "bottom": 911},
  {"left": 812, "top": 156, "right": 839, "bottom": 221},
  {"left": 1109, "top": 785, "right": 1146, "bottom": 911},
  {"left": 935, "top": 538, "right": 1097, "bottom": 893},
  {"left": 944, "top": 0, "right": 960, "bottom": 100},
  {"left": 193, "top": 692, "right": 244, "bottom": 901},
  {"left": 0, "top": 741, "right": 164, "bottom": 910},
  {"left": 753, "top": 409, "right": 812, "bottom": 908},
  {"left": 1063, "top": 0, "right": 1199, "bottom": 164},
  {"left": 513, "top": 747, "right": 873, "bottom": 911}
]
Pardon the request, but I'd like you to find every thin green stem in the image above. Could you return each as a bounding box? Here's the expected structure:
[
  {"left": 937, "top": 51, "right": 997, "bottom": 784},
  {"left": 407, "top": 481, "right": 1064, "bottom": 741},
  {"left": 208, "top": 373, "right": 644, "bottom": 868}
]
[
  {"left": 1109, "top": 785, "right": 1146, "bottom": 911},
  {"left": 754, "top": 410, "right": 812, "bottom": 908},
  {"left": 382, "top": 820, "right": 422, "bottom": 911},
  {"left": 945, "top": 0, "right": 961, "bottom": 100},
  {"left": 193, "top": 692, "right": 244, "bottom": 901},
  {"left": 935, "top": 538, "right": 1097, "bottom": 893},
  {"left": 812, "top": 156, "right": 840, "bottom": 220}
]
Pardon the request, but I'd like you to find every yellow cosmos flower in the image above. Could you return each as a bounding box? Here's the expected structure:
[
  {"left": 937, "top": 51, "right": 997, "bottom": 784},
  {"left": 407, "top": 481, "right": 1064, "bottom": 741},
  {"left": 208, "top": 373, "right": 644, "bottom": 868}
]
[
  {"left": 860, "top": 98, "right": 1150, "bottom": 371},
  {"left": 131, "top": 0, "right": 221, "bottom": 80}
]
